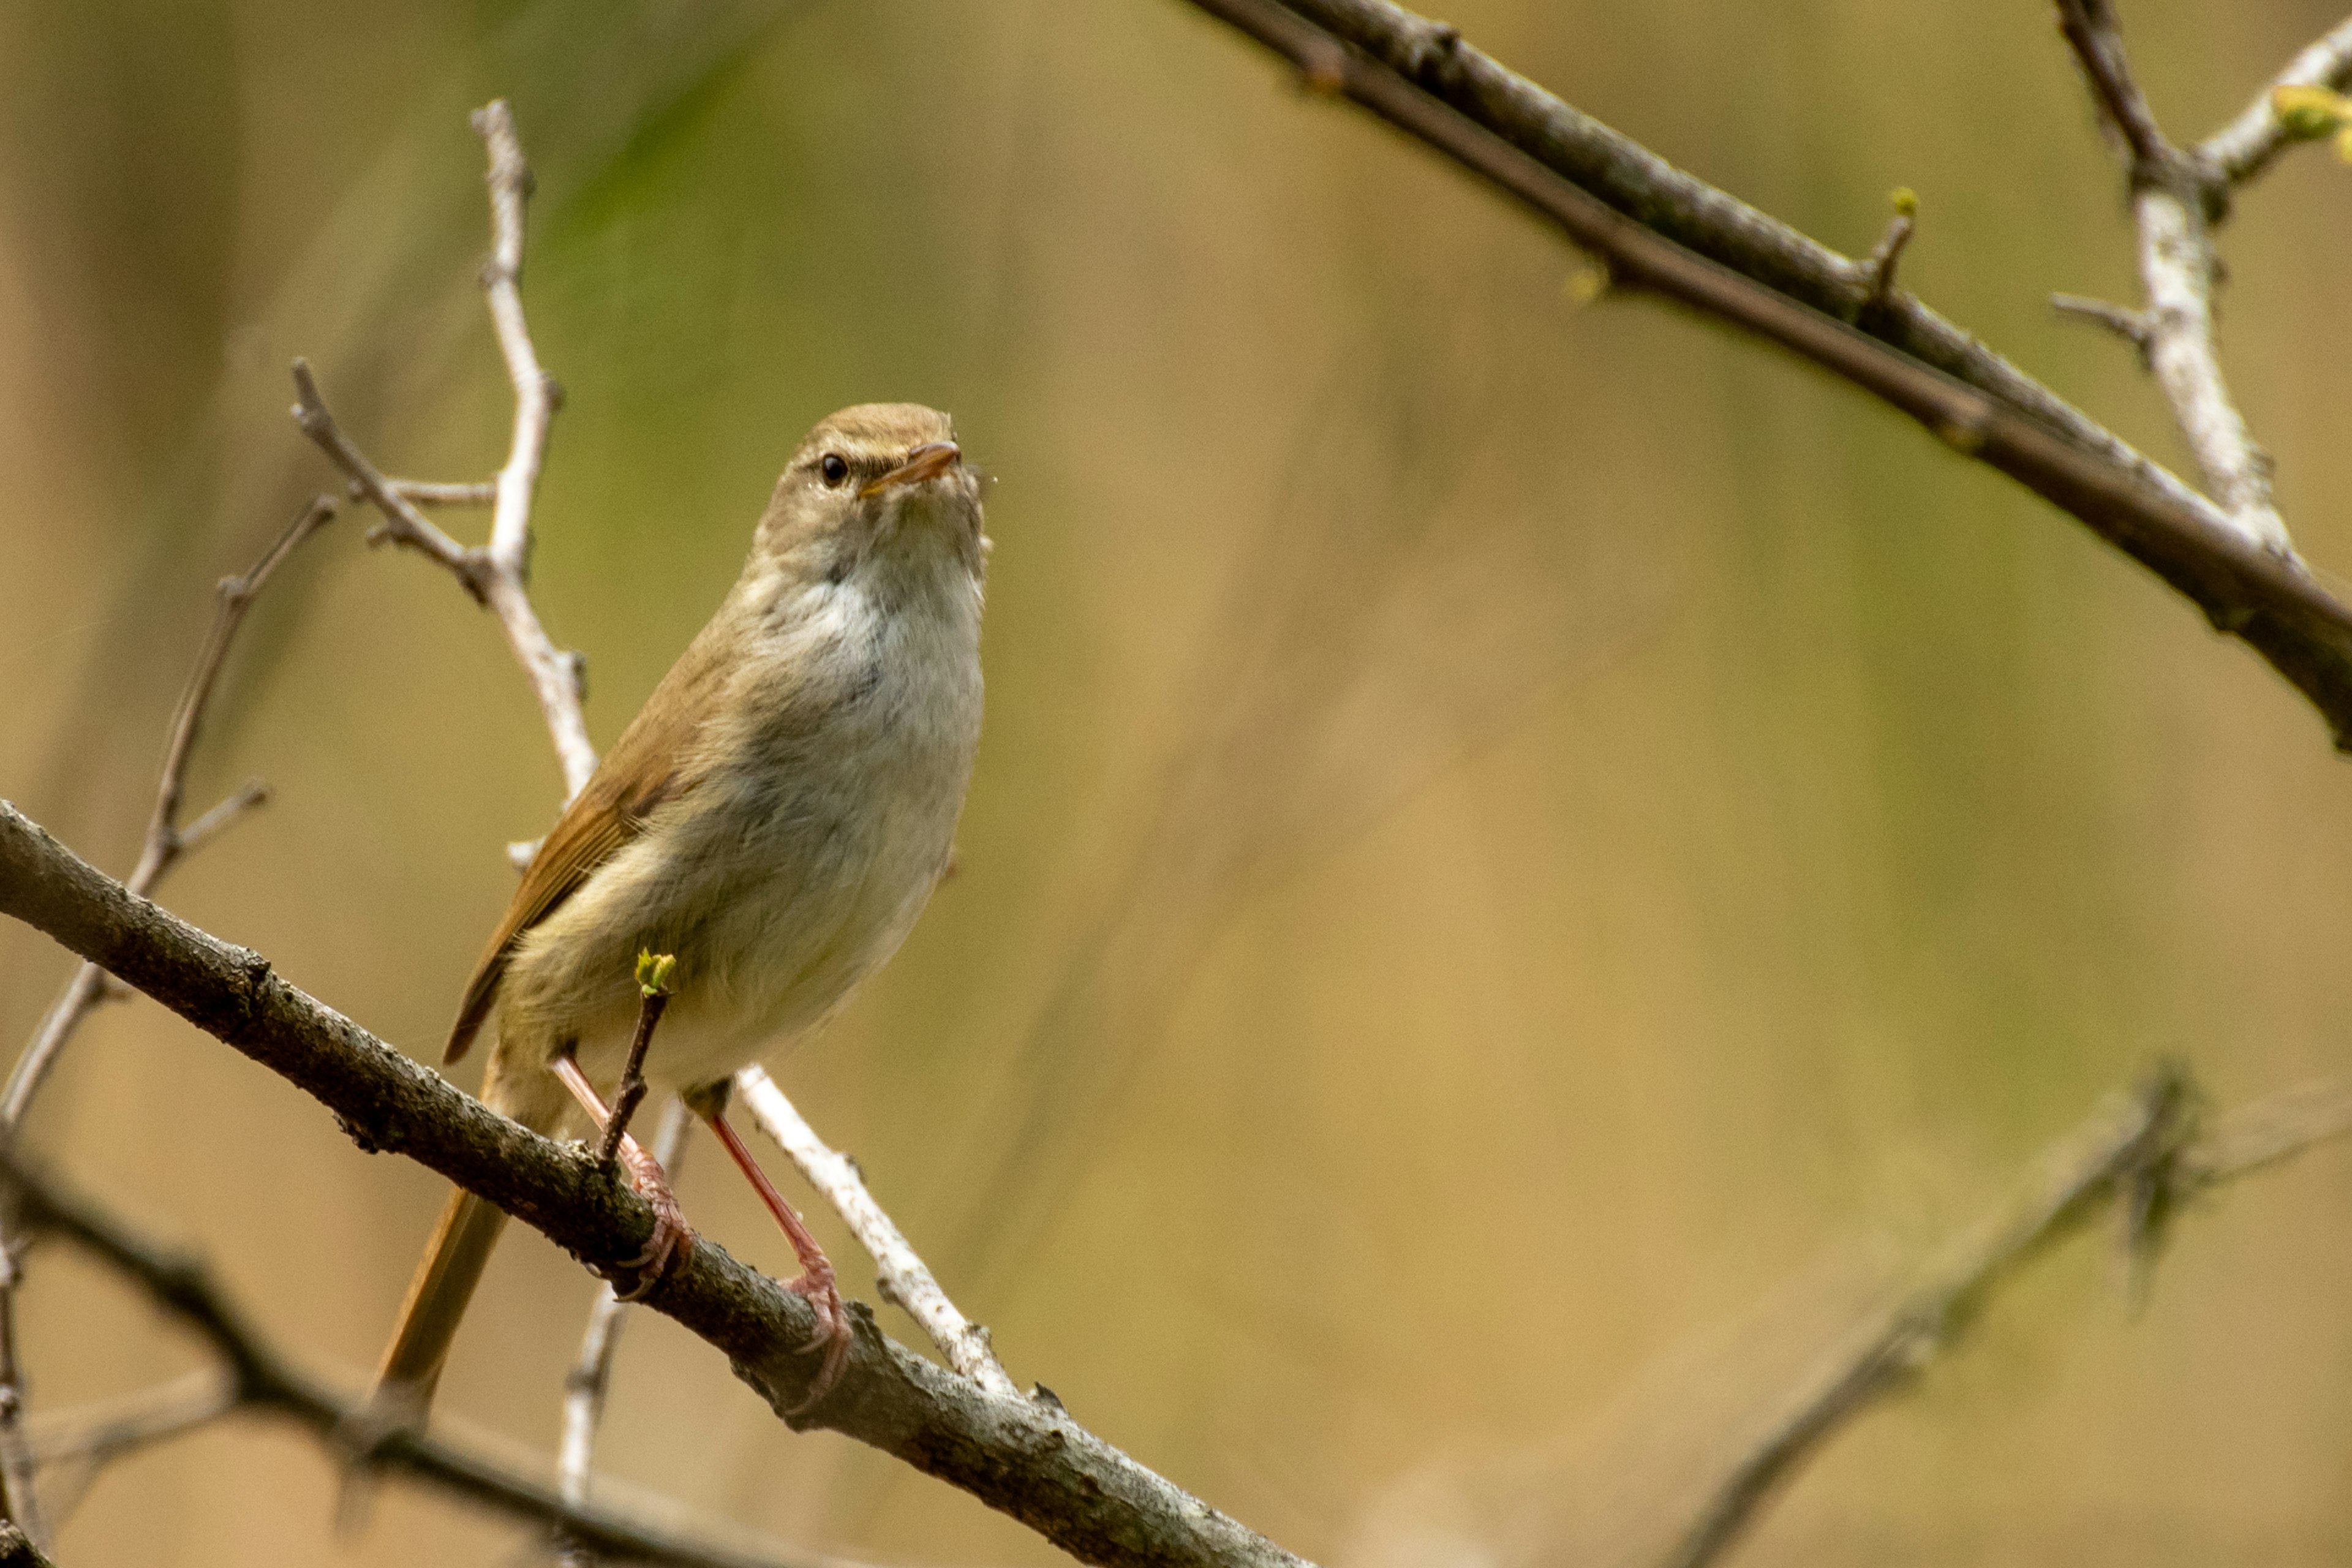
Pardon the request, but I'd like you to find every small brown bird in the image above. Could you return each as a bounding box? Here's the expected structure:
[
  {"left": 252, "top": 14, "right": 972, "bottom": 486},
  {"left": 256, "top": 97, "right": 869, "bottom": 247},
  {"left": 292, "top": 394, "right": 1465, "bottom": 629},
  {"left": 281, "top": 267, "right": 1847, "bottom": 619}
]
[{"left": 374, "top": 403, "right": 986, "bottom": 1414}]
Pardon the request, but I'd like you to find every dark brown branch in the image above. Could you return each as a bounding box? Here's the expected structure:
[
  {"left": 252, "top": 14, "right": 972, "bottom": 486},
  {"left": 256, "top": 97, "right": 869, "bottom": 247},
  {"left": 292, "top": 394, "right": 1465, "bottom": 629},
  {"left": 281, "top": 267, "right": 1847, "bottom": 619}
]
[
  {"left": 2054, "top": 0, "right": 2174, "bottom": 177},
  {"left": 0, "top": 1140, "right": 831, "bottom": 1568},
  {"left": 1174, "top": 0, "right": 2352, "bottom": 743},
  {"left": 0, "top": 801, "right": 1305, "bottom": 1568},
  {"left": 1668, "top": 1068, "right": 2352, "bottom": 1568}
]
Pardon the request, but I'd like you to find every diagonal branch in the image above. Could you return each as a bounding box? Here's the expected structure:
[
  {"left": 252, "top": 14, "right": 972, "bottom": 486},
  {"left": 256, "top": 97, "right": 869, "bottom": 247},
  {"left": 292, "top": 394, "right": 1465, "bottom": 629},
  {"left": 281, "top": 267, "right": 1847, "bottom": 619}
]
[
  {"left": 2201, "top": 15, "right": 2352, "bottom": 187},
  {"left": 1174, "top": 0, "right": 2352, "bottom": 739},
  {"left": 1667, "top": 1068, "right": 2352, "bottom": 1568},
  {"left": 0, "top": 1139, "right": 838, "bottom": 1568},
  {"left": 4, "top": 494, "right": 337, "bottom": 1125},
  {"left": 0, "top": 800, "right": 1306, "bottom": 1568}
]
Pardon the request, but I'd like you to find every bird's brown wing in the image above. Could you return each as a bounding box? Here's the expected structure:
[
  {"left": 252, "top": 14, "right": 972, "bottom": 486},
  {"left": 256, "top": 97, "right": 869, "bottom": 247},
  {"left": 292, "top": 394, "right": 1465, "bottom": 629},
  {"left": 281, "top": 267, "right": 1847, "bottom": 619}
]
[{"left": 442, "top": 623, "right": 735, "bottom": 1063}]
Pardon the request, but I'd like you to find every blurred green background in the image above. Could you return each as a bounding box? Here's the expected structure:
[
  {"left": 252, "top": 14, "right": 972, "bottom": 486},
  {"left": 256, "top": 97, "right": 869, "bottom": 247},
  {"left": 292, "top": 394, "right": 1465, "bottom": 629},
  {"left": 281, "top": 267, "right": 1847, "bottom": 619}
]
[{"left": 3, "top": 0, "right": 2351, "bottom": 1563}]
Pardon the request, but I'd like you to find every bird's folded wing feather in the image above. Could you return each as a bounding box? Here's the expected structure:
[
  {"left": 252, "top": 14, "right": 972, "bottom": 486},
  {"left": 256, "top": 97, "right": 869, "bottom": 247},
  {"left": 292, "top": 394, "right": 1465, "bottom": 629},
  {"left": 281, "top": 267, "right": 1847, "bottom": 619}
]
[{"left": 442, "top": 623, "right": 736, "bottom": 1063}]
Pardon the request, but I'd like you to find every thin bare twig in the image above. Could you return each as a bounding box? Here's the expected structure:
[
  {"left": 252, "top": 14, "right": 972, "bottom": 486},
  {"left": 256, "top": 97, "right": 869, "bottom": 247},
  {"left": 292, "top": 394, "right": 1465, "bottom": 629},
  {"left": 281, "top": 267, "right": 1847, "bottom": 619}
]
[
  {"left": 2053, "top": 0, "right": 2292, "bottom": 557},
  {"left": 23, "top": 1370, "right": 235, "bottom": 1523},
  {"left": 1667, "top": 1068, "right": 2352, "bottom": 1568},
  {"left": 2201, "top": 15, "right": 2352, "bottom": 186},
  {"left": 387, "top": 480, "right": 500, "bottom": 509},
  {"left": 735, "top": 1068, "right": 1019, "bottom": 1398},
  {"left": 2054, "top": 0, "right": 2172, "bottom": 171},
  {"left": 290, "top": 102, "right": 593, "bottom": 801},
  {"left": 0, "top": 492, "right": 337, "bottom": 1546},
  {"left": 559, "top": 1096, "right": 693, "bottom": 1568},
  {"left": 2051, "top": 293, "right": 2152, "bottom": 352},
  {"left": 4, "top": 494, "right": 337, "bottom": 1126},
  {"left": 1858, "top": 190, "right": 1917, "bottom": 309}
]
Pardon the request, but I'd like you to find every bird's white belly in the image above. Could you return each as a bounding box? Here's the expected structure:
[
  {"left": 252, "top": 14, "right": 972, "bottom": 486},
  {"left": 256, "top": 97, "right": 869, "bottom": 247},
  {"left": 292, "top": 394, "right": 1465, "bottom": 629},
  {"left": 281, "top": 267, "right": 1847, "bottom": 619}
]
[{"left": 503, "top": 561, "right": 981, "bottom": 1098}]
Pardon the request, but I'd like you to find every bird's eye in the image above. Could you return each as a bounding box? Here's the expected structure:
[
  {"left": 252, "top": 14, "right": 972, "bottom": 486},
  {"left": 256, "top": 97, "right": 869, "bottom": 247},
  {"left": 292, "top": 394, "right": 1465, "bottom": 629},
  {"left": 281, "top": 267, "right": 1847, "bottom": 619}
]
[{"left": 820, "top": 453, "right": 850, "bottom": 486}]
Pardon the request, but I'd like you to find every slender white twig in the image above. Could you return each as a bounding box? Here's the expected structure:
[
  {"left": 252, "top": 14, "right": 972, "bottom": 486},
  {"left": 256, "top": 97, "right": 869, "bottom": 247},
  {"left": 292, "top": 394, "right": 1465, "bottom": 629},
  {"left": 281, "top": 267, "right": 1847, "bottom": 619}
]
[
  {"left": 473, "top": 101, "right": 557, "bottom": 585},
  {"left": 388, "top": 479, "right": 500, "bottom": 509},
  {"left": 2201, "top": 15, "right": 2352, "bottom": 186},
  {"left": 288, "top": 100, "right": 594, "bottom": 802},
  {"left": 2129, "top": 186, "right": 2287, "bottom": 553},
  {"left": 2054, "top": 0, "right": 2294, "bottom": 559},
  {"left": 734, "top": 1067, "right": 1019, "bottom": 1396},
  {"left": 557, "top": 1096, "right": 693, "bottom": 1567}
]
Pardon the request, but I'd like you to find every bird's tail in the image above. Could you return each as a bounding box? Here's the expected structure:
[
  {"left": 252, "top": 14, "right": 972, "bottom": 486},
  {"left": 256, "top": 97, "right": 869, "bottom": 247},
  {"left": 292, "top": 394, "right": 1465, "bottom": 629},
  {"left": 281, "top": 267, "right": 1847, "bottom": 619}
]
[
  {"left": 372, "top": 1189, "right": 510, "bottom": 1411},
  {"left": 372, "top": 1042, "right": 570, "bottom": 1416}
]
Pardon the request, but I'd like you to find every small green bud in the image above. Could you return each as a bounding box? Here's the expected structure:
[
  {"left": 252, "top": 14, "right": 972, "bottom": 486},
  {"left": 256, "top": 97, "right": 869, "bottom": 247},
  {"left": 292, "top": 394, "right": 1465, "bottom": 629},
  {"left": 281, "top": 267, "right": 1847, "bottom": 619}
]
[
  {"left": 2273, "top": 84, "right": 2352, "bottom": 141},
  {"left": 636, "top": 949, "right": 677, "bottom": 997},
  {"left": 1889, "top": 186, "right": 1918, "bottom": 218}
]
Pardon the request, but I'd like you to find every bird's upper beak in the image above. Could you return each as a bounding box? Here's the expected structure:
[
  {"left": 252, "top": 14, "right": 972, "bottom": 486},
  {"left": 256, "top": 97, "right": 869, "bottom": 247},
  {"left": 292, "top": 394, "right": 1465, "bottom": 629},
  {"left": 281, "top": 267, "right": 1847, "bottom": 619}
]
[{"left": 862, "top": 440, "right": 962, "bottom": 498}]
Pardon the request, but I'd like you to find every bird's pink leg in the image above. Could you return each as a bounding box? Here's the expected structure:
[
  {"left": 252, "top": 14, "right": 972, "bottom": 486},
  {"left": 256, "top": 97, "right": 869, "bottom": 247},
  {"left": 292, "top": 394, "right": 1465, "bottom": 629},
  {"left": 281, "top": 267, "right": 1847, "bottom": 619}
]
[
  {"left": 694, "top": 1096, "right": 851, "bottom": 1411},
  {"left": 552, "top": 1052, "right": 690, "bottom": 1300}
]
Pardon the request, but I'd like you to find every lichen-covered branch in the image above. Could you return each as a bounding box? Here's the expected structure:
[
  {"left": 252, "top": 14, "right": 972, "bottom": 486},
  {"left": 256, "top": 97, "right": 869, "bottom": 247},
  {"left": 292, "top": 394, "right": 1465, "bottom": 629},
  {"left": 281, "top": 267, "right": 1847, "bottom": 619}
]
[
  {"left": 0, "top": 801, "right": 1306, "bottom": 1568},
  {"left": 2201, "top": 15, "right": 2352, "bottom": 186},
  {"left": 2055, "top": 0, "right": 2291, "bottom": 557}
]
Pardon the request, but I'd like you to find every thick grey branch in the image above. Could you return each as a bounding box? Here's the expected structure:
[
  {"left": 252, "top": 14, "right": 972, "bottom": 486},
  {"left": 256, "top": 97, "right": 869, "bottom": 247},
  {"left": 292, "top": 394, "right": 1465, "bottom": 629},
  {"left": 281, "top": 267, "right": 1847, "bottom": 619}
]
[
  {"left": 0, "top": 801, "right": 1306, "bottom": 1568},
  {"left": 1175, "top": 0, "right": 2352, "bottom": 741}
]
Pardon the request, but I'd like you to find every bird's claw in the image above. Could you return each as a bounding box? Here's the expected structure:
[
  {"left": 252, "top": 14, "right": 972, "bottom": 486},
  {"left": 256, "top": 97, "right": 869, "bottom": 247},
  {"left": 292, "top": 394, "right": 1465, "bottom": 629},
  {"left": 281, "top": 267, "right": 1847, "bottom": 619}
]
[
  {"left": 783, "top": 1264, "right": 853, "bottom": 1412},
  {"left": 597, "top": 1137, "right": 693, "bottom": 1302}
]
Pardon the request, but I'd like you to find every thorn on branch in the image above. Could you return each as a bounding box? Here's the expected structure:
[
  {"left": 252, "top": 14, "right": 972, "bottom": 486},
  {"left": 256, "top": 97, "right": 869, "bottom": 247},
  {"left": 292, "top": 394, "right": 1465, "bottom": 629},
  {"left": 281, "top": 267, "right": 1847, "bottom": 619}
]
[
  {"left": 1295, "top": 33, "right": 1346, "bottom": 95},
  {"left": 2051, "top": 293, "right": 2153, "bottom": 357},
  {"left": 1860, "top": 187, "right": 1918, "bottom": 310}
]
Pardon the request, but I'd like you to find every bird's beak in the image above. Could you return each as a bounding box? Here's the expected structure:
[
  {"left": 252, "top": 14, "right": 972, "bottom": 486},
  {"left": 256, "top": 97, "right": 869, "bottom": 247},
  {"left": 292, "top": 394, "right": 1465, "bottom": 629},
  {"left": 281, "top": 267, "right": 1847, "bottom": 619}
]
[{"left": 861, "top": 441, "right": 962, "bottom": 497}]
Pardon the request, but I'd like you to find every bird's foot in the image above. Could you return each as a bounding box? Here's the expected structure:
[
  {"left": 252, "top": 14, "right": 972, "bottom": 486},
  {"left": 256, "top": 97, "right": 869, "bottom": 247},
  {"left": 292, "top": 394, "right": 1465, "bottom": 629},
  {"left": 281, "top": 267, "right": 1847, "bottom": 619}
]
[
  {"left": 783, "top": 1255, "right": 853, "bottom": 1412},
  {"left": 602, "top": 1134, "right": 692, "bottom": 1302}
]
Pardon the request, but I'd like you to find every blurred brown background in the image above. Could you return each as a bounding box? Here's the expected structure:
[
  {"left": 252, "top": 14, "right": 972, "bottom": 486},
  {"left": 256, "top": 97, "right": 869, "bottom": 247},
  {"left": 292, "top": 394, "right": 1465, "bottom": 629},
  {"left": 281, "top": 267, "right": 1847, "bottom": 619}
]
[{"left": 3, "top": 0, "right": 2351, "bottom": 1563}]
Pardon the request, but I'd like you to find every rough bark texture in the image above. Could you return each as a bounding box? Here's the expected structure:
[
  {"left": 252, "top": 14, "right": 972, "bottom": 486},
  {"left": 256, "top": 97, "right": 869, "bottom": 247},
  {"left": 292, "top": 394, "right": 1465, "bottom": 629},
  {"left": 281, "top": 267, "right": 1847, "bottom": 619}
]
[{"left": 0, "top": 800, "right": 1305, "bottom": 1568}]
